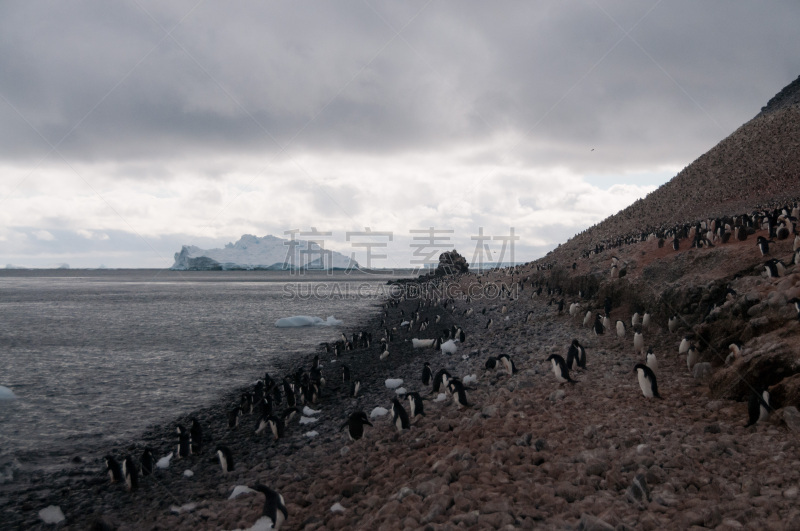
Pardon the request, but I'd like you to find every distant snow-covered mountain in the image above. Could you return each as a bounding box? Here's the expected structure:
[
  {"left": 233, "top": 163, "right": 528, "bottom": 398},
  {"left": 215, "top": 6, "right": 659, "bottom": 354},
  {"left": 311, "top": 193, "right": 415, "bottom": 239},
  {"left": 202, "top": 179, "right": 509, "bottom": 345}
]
[{"left": 171, "top": 234, "right": 356, "bottom": 271}]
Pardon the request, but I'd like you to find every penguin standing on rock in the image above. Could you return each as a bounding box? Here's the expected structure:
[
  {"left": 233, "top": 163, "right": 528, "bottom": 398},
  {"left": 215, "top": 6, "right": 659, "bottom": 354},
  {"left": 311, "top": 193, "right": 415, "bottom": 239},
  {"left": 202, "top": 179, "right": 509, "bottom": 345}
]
[
  {"left": 407, "top": 392, "right": 426, "bottom": 417},
  {"left": 484, "top": 356, "right": 498, "bottom": 371},
  {"left": 342, "top": 411, "right": 372, "bottom": 441},
  {"left": 253, "top": 483, "right": 288, "bottom": 531},
  {"left": 497, "top": 353, "right": 517, "bottom": 375},
  {"left": 634, "top": 364, "right": 661, "bottom": 398},
  {"left": 431, "top": 369, "right": 452, "bottom": 394},
  {"left": 756, "top": 236, "right": 775, "bottom": 256},
  {"left": 668, "top": 315, "right": 679, "bottom": 333},
  {"left": 616, "top": 320, "right": 626, "bottom": 338},
  {"left": 103, "top": 455, "right": 123, "bottom": 484},
  {"left": 593, "top": 314, "right": 605, "bottom": 335},
  {"left": 788, "top": 298, "right": 800, "bottom": 320},
  {"left": 215, "top": 445, "right": 235, "bottom": 473},
  {"left": 123, "top": 456, "right": 138, "bottom": 491},
  {"left": 645, "top": 348, "right": 658, "bottom": 372},
  {"left": 140, "top": 448, "right": 154, "bottom": 477},
  {"left": 190, "top": 419, "right": 203, "bottom": 454},
  {"left": 633, "top": 328, "right": 644, "bottom": 354},
  {"left": 391, "top": 398, "right": 410, "bottom": 431},
  {"left": 547, "top": 354, "right": 577, "bottom": 384},
  {"left": 350, "top": 380, "right": 361, "bottom": 398},
  {"left": 447, "top": 379, "right": 472, "bottom": 408},
  {"left": 421, "top": 362, "right": 432, "bottom": 385},
  {"left": 686, "top": 345, "right": 699, "bottom": 371},
  {"left": 746, "top": 388, "right": 771, "bottom": 427},
  {"left": 176, "top": 425, "right": 191, "bottom": 458}
]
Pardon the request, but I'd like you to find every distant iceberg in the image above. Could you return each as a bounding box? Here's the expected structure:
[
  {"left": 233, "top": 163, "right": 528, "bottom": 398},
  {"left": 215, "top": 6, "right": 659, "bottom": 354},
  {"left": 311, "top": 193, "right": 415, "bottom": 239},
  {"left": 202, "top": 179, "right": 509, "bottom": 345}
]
[
  {"left": 275, "top": 315, "right": 343, "bottom": 328},
  {"left": 171, "top": 234, "right": 356, "bottom": 271}
]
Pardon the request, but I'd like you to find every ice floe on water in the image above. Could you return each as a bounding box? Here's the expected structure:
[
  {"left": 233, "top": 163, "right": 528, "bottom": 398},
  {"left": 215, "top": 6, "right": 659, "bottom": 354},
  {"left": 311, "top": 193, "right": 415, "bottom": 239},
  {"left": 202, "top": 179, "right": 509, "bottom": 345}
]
[
  {"left": 0, "top": 385, "right": 17, "bottom": 400},
  {"left": 275, "top": 315, "right": 342, "bottom": 328}
]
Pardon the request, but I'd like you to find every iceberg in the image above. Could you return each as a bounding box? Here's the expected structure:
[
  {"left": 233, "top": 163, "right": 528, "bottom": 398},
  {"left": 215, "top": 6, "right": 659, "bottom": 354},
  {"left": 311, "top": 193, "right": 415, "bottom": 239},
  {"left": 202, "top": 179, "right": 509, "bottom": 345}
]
[
  {"left": 275, "top": 315, "right": 343, "bottom": 328},
  {"left": 0, "top": 385, "right": 17, "bottom": 400},
  {"left": 172, "top": 234, "right": 356, "bottom": 271}
]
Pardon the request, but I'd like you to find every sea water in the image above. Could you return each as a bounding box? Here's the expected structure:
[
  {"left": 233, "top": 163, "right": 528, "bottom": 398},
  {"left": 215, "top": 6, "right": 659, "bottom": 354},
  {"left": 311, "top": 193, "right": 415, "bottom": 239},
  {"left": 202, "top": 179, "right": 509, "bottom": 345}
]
[{"left": 0, "top": 269, "right": 400, "bottom": 480}]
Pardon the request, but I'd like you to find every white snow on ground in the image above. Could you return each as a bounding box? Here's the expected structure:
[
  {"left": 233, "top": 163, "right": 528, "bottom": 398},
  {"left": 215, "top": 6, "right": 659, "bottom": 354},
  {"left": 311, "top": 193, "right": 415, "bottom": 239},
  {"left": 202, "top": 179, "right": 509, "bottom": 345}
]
[
  {"left": 275, "top": 315, "right": 343, "bottom": 327},
  {"left": 463, "top": 374, "right": 478, "bottom": 384},
  {"left": 331, "top": 502, "right": 346, "bottom": 513},
  {"left": 395, "top": 387, "right": 407, "bottom": 395},
  {"left": 156, "top": 452, "right": 173, "bottom": 469},
  {"left": 441, "top": 340, "right": 458, "bottom": 354},
  {"left": 370, "top": 407, "right": 389, "bottom": 418},
  {"left": 303, "top": 406, "right": 321, "bottom": 416},
  {"left": 304, "top": 431, "right": 319, "bottom": 438},
  {"left": 384, "top": 378, "right": 403, "bottom": 389},
  {"left": 39, "top": 506, "right": 65, "bottom": 524},
  {"left": 299, "top": 416, "right": 318, "bottom": 425},
  {"left": 434, "top": 393, "right": 447, "bottom": 402},
  {"left": 229, "top": 485, "right": 256, "bottom": 499}
]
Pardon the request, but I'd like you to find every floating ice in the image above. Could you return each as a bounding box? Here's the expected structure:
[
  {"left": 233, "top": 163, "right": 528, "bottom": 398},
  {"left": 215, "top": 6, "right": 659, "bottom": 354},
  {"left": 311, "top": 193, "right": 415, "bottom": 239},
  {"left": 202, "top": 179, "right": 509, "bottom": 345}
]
[
  {"left": 395, "top": 387, "right": 407, "bottom": 395},
  {"left": 331, "top": 502, "right": 346, "bottom": 513},
  {"left": 304, "top": 431, "right": 319, "bottom": 438},
  {"left": 370, "top": 407, "right": 389, "bottom": 418},
  {"left": 299, "top": 416, "right": 318, "bottom": 425},
  {"left": 441, "top": 340, "right": 458, "bottom": 355},
  {"left": 434, "top": 393, "right": 447, "bottom": 402},
  {"left": 463, "top": 374, "right": 478, "bottom": 384},
  {"left": 39, "top": 505, "right": 65, "bottom": 524},
  {"left": 183, "top": 469, "right": 194, "bottom": 477},
  {"left": 303, "top": 406, "right": 321, "bottom": 416},
  {"left": 229, "top": 485, "right": 256, "bottom": 499},
  {"left": 385, "top": 379, "right": 404, "bottom": 389},
  {"left": 156, "top": 452, "right": 173, "bottom": 469},
  {"left": 275, "top": 315, "right": 342, "bottom": 328},
  {"left": 0, "top": 385, "right": 17, "bottom": 400}
]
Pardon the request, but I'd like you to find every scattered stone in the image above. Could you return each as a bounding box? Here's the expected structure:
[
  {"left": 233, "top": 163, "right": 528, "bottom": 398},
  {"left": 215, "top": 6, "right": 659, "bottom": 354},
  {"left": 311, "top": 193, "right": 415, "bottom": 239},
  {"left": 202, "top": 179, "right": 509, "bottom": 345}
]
[
  {"left": 692, "top": 362, "right": 713, "bottom": 381},
  {"left": 783, "top": 406, "right": 800, "bottom": 433},
  {"left": 577, "top": 513, "right": 614, "bottom": 531}
]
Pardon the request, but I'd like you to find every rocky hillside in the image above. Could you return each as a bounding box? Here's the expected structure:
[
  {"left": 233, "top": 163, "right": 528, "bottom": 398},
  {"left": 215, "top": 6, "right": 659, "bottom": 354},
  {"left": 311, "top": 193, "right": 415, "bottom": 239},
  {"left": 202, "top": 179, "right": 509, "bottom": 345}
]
[{"left": 550, "top": 75, "right": 800, "bottom": 266}]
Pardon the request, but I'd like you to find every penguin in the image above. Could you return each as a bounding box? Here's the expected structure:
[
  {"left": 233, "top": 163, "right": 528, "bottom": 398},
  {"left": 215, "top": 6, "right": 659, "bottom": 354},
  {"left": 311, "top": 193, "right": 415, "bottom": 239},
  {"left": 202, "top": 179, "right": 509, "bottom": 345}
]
[
  {"left": 457, "top": 328, "right": 466, "bottom": 343},
  {"left": 281, "top": 407, "right": 299, "bottom": 424},
  {"left": 645, "top": 348, "right": 658, "bottom": 373},
  {"left": 140, "top": 448, "right": 154, "bottom": 477},
  {"left": 343, "top": 411, "right": 372, "bottom": 441},
  {"left": 764, "top": 259, "right": 785, "bottom": 278},
  {"left": 746, "top": 388, "right": 770, "bottom": 427},
  {"left": 228, "top": 406, "right": 242, "bottom": 429},
  {"left": 642, "top": 312, "right": 651, "bottom": 328},
  {"left": 497, "top": 353, "right": 517, "bottom": 374},
  {"left": 616, "top": 320, "right": 626, "bottom": 338},
  {"left": 350, "top": 380, "right": 361, "bottom": 398},
  {"left": 686, "top": 345, "right": 699, "bottom": 371},
  {"left": 756, "top": 236, "right": 774, "bottom": 256},
  {"left": 593, "top": 314, "right": 605, "bottom": 335},
  {"left": 547, "top": 354, "right": 576, "bottom": 384},
  {"left": 103, "top": 455, "right": 123, "bottom": 484},
  {"left": 485, "top": 318, "right": 493, "bottom": 329},
  {"left": 421, "top": 362, "right": 432, "bottom": 385},
  {"left": 725, "top": 343, "right": 742, "bottom": 366},
  {"left": 267, "top": 415, "right": 285, "bottom": 440},
  {"left": 431, "top": 369, "right": 452, "bottom": 394},
  {"left": 788, "top": 297, "right": 800, "bottom": 320},
  {"left": 379, "top": 342, "right": 390, "bottom": 361},
  {"left": 240, "top": 393, "right": 253, "bottom": 415},
  {"left": 215, "top": 445, "right": 235, "bottom": 473},
  {"left": 633, "top": 329, "right": 644, "bottom": 354},
  {"left": 407, "top": 392, "right": 426, "bottom": 417},
  {"left": 668, "top": 315, "right": 679, "bottom": 333},
  {"left": 527, "top": 310, "right": 536, "bottom": 323},
  {"left": 602, "top": 315, "right": 611, "bottom": 332},
  {"left": 284, "top": 380, "right": 297, "bottom": 408},
  {"left": 678, "top": 335, "right": 690, "bottom": 354},
  {"left": 176, "top": 425, "right": 191, "bottom": 458},
  {"left": 567, "top": 339, "right": 587, "bottom": 369},
  {"left": 341, "top": 365, "right": 351, "bottom": 382},
  {"left": 390, "top": 398, "right": 410, "bottom": 431},
  {"left": 583, "top": 310, "right": 593, "bottom": 328},
  {"left": 634, "top": 364, "right": 661, "bottom": 398},
  {"left": 253, "top": 483, "right": 288, "bottom": 531},
  {"left": 448, "top": 379, "right": 472, "bottom": 408},
  {"left": 631, "top": 312, "right": 641, "bottom": 327},
  {"left": 190, "top": 418, "right": 203, "bottom": 454},
  {"left": 122, "top": 456, "right": 138, "bottom": 491},
  {"left": 484, "top": 356, "right": 498, "bottom": 370}
]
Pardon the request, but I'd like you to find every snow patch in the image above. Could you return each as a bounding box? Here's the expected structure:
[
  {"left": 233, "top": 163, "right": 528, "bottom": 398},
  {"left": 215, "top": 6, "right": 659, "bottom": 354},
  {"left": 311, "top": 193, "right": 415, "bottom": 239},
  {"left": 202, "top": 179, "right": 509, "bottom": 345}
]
[
  {"left": 170, "top": 502, "right": 197, "bottom": 514},
  {"left": 183, "top": 469, "right": 194, "bottom": 477},
  {"left": 39, "top": 505, "right": 65, "bottom": 524},
  {"left": 302, "top": 406, "right": 321, "bottom": 416},
  {"left": 331, "top": 502, "right": 346, "bottom": 513},
  {"left": 156, "top": 452, "right": 173, "bottom": 469},
  {"left": 463, "top": 374, "right": 478, "bottom": 384},
  {"left": 385, "top": 378, "right": 404, "bottom": 389},
  {"left": 304, "top": 431, "right": 319, "bottom": 438},
  {"left": 299, "top": 416, "right": 318, "bottom": 425},
  {"left": 434, "top": 393, "right": 447, "bottom": 402},
  {"left": 229, "top": 485, "right": 256, "bottom": 499},
  {"left": 275, "top": 315, "right": 342, "bottom": 328},
  {"left": 395, "top": 387, "right": 407, "bottom": 395},
  {"left": 441, "top": 340, "right": 458, "bottom": 355},
  {"left": 370, "top": 407, "right": 389, "bottom": 418}
]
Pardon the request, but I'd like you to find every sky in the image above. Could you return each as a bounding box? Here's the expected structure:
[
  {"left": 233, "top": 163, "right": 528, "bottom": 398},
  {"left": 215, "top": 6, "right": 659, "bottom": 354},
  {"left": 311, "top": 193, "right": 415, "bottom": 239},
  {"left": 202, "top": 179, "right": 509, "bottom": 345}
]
[{"left": 1, "top": 1, "right": 798, "bottom": 269}]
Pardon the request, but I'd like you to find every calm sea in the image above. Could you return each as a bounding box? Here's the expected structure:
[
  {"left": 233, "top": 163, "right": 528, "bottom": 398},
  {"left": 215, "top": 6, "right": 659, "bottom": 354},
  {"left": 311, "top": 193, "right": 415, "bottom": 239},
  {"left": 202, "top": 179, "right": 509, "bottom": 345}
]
[{"left": 0, "top": 269, "right": 401, "bottom": 481}]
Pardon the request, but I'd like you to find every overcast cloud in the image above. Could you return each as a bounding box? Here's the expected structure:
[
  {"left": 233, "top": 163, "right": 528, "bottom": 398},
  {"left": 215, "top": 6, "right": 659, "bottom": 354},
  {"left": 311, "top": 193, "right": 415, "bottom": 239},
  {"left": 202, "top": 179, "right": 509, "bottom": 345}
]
[{"left": 1, "top": 1, "right": 798, "bottom": 268}]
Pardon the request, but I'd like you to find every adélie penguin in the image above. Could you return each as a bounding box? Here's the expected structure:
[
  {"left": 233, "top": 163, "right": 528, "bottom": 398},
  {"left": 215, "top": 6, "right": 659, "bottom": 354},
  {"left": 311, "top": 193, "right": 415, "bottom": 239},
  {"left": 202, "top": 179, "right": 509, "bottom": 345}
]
[
  {"left": 176, "top": 425, "right": 191, "bottom": 458},
  {"left": 645, "top": 348, "right": 658, "bottom": 373},
  {"left": 421, "top": 362, "right": 432, "bottom": 385},
  {"left": 447, "top": 379, "right": 472, "bottom": 408},
  {"left": 746, "top": 388, "right": 771, "bottom": 427},
  {"left": 190, "top": 418, "right": 203, "bottom": 454},
  {"left": 343, "top": 411, "right": 372, "bottom": 441},
  {"left": 497, "top": 353, "right": 518, "bottom": 374},
  {"left": 634, "top": 364, "right": 661, "bottom": 399},
  {"left": 122, "top": 455, "right": 138, "bottom": 491},
  {"left": 484, "top": 356, "right": 498, "bottom": 370},
  {"left": 140, "top": 448, "right": 155, "bottom": 477},
  {"left": 407, "top": 392, "right": 426, "bottom": 417},
  {"left": 215, "top": 445, "right": 235, "bottom": 473},
  {"left": 547, "top": 354, "right": 577, "bottom": 384},
  {"left": 391, "top": 398, "right": 410, "bottom": 431},
  {"left": 103, "top": 455, "right": 123, "bottom": 484},
  {"left": 253, "top": 483, "right": 288, "bottom": 531}
]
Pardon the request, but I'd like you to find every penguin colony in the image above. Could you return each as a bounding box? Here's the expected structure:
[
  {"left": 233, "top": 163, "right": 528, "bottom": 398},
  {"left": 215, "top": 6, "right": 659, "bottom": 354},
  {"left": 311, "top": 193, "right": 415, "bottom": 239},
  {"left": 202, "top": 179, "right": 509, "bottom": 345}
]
[{"left": 88, "top": 203, "right": 800, "bottom": 528}]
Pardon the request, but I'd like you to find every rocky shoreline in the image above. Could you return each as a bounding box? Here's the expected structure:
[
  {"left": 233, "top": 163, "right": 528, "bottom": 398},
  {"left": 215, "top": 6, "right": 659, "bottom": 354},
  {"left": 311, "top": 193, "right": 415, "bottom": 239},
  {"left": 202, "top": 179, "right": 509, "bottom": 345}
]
[{"left": 4, "top": 222, "right": 800, "bottom": 530}]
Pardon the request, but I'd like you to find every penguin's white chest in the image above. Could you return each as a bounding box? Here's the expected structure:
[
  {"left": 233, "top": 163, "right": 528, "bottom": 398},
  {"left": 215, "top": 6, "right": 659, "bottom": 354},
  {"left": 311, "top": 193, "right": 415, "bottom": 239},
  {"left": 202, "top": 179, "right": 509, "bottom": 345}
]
[
  {"left": 551, "top": 360, "right": 566, "bottom": 383},
  {"left": 646, "top": 353, "right": 658, "bottom": 373},
  {"left": 638, "top": 370, "right": 653, "bottom": 398}
]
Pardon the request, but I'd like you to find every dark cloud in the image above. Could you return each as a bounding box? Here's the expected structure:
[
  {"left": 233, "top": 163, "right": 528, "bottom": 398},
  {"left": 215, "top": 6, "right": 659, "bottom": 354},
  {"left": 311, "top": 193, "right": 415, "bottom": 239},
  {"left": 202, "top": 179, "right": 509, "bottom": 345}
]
[{"left": 1, "top": 1, "right": 797, "bottom": 168}]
